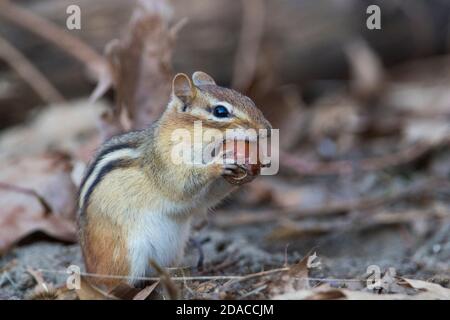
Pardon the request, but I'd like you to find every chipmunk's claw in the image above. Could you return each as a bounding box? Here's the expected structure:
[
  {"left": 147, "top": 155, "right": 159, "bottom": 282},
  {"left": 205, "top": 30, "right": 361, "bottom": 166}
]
[
  {"left": 222, "top": 163, "right": 240, "bottom": 176},
  {"left": 222, "top": 164, "right": 251, "bottom": 183}
]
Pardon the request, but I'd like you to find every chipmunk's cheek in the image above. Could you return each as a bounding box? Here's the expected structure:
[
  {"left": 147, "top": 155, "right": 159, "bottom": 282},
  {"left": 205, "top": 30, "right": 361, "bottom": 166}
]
[{"left": 222, "top": 140, "right": 261, "bottom": 185}]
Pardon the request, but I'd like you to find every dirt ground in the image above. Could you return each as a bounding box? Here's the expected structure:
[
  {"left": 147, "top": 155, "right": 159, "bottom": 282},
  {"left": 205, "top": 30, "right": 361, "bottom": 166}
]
[{"left": 1, "top": 161, "right": 449, "bottom": 299}]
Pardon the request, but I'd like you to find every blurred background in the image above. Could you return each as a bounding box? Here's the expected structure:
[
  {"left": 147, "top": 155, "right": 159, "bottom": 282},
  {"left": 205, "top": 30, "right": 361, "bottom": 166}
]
[{"left": 0, "top": 0, "right": 449, "bottom": 299}]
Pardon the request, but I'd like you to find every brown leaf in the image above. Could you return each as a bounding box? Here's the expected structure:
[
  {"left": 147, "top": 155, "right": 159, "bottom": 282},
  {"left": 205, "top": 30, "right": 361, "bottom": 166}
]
[
  {"left": 273, "top": 285, "right": 406, "bottom": 300},
  {"left": 400, "top": 278, "right": 450, "bottom": 300},
  {"left": 97, "top": 0, "right": 176, "bottom": 139},
  {"left": 268, "top": 255, "right": 311, "bottom": 296},
  {"left": 26, "top": 267, "right": 59, "bottom": 300},
  {"left": 0, "top": 154, "right": 77, "bottom": 252},
  {"left": 149, "top": 260, "right": 180, "bottom": 300},
  {"left": 76, "top": 276, "right": 118, "bottom": 300},
  {"left": 109, "top": 283, "right": 142, "bottom": 300},
  {"left": 404, "top": 119, "right": 450, "bottom": 145},
  {"left": 133, "top": 281, "right": 160, "bottom": 300},
  {"left": 345, "top": 39, "right": 384, "bottom": 100},
  {"left": 0, "top": 101, "right": 100, "bottom": 159},
  {"left": 273, "top": 278, "right": 450, "bottom": 300}
]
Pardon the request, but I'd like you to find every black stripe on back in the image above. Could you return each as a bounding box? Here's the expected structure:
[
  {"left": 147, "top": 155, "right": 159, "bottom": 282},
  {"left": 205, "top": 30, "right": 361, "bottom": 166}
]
[
  {"left": 79, "top": 158, "right": 133, "bottom": 214},
  {"left": 79, "top": 143, "right": 133, "bottom": 194}
]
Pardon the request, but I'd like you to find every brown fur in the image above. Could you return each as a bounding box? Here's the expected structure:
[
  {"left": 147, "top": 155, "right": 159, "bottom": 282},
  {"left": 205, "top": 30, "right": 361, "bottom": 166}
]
[
  {"left": 198, "top": 85, "right": 271, "bottom": 131},
  {"left": 79, "top": 164, "right": 151, "bottom": 290},
  {"left": 79, "top": 211, "right": 129, "bottom": 290}
]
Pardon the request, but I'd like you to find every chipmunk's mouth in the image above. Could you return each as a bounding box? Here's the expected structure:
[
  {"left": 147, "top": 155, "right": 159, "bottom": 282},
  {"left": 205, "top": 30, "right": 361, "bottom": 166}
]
[{"left": 208, "top": 136, "right": 271, "bottom": 169}]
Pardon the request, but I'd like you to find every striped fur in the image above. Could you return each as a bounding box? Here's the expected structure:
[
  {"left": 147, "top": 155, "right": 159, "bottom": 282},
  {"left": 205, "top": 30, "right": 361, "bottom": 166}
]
[
  {"left": 78, "top": 143, "right": 141, "bottom": 212},
  {"left": 78, "top": 71, "right": 273, "bottom": 289}
]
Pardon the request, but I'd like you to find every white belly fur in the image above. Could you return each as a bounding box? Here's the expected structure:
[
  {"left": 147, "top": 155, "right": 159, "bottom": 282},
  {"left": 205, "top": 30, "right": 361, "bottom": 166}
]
[
  {"left": 124, "top": 179, "right": 235, "bottom": 284},
  {"left": 127, "top": 210, "right": 192, "bottom": 283}
]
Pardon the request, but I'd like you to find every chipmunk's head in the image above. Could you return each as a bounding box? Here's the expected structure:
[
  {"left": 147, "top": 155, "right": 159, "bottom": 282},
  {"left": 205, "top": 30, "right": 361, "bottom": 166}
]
[{"left": 165, "top": 71, "right": 272, "bottom": 139}]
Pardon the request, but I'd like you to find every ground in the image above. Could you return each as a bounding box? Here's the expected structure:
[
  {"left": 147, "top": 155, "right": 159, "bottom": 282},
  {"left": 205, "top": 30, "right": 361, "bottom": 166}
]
[{"left": 1, "top": 164, "right": 449, "bottom": 299}]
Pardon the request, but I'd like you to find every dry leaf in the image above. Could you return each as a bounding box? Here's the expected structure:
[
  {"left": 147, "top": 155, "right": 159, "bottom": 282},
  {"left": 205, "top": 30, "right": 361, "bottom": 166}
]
[
  {"left": 150, "top": 260, "right": 180, "bottom": 299},
  {"left": 273, "top": 286, "right": 406, "bottom": 300},
  {"left": 133, "top": 281, "right": 160, "bottom": 300},
  {"left": 273, "top": 289, "right": 345, "bottom": 300},
  {"left": 78, "top": 278, "right": 159, "bottom": 300},
  {"left": 0, "top": 154, "right": 77, "bottom": 252},
  {"left": 26, "top": 267, "right": 59, "bottom": 300},
  {"left": 76, "top": 276, "right": 118, "bottom": 300},
  {"left": 26, "top": 268, "right": 78, "bottom": 300},
  {"left": 109, "top": 283, "right": 142, "bottom": 300},
  {"left": 383, "top": 83, "right": 450, "bottom": 115},
  {"left": 403, "top": 119, "right": 450, "bottom": 145},
  {"left": 401, "top": 278, "right": 450, "bottom": 300},
  {"left": 268, "top": 255, "right": 311, "bottom": 296},
  {"left": 109, "top": 282, "right": 160, "bottom": 300},
  {"left": 53, "top": 286, "right": 79, "bottom": 300},
  {"left": 0, "top": 100, "right": 101, "bottom": 159},
  {"left": 273, "top": 278, "right": 450, "bottom": 300},
  {"left": 345, "top": 39, "right": 384, "bottom": 100},
  {"left": 97, "top": 0, "right": 177, "bottom": 139}
]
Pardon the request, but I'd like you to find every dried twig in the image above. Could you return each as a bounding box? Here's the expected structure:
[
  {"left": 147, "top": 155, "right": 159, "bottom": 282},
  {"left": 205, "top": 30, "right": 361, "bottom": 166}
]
[
  {"left": 96, "top": 0, "right": 177, "bottom": 139},
  {"left": 213, "top": 179, "right": 449, "bottom": 227},
  {"left": 267, "top": 208, "right": 450, "bottom": 241},
  {"left": 232, "top": 0, "right": 265, "bottom": 91},
  {"left": 281, "top": 139, "right": 449, "bottom": 176},
  {"left": 0, "top": 36, "right": 64, "bottom": 103},
  {"left": 222, "top": 267, "right": 289, "bottom": 288},
  {"left": 0, "top": 0, "right": 107, "bottom": 78}
]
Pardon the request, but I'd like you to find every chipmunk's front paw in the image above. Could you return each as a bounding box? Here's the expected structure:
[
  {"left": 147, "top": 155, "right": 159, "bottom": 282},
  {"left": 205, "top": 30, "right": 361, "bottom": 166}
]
[
  {"left": 208, "top": 148, "right": 237, "bottom": 176},
  {"left": 208, "top": 162, "right": 241, "bottom": 179},
  {"left": 222, "top": 163, "right": 241, "bottom": 177}
]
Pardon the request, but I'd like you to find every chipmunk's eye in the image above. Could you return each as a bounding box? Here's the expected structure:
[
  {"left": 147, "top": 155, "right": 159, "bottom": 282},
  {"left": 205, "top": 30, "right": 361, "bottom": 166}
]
[{"left": 213, "top": 105, "right": 230, "bottom": 118}]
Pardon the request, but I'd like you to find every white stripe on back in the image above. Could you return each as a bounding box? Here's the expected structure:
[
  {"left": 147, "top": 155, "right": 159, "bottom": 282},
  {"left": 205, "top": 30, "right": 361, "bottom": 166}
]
[{"left": 79, "top": 148, "right": 141, "bottom": 208}]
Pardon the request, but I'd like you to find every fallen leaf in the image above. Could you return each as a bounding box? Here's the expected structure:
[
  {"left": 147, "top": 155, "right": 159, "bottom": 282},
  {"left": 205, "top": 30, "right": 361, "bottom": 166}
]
[
  {"left": 97, "top": 0, "right": 175, "bottom": 138},
  {"left": 0, "top": 100, "right": 101, "bottom": 159},
  {"left": 26, "top": 267, "right": 59, "bottom": 300},
  {"left": 0, "top": 154, "right": 77, "bottom": 252},
  {"left": 401, "top": 278, "right": 450, "bottom": 300},
  {"left": 268, "top": 255, "right": 311, "bottom": 296},
  {"left": 133, "top": 281, "right": 160, "bottom": 300},
  {"left": 345, "top": 39, "right": 384, "bottom": 100},
  {"left": 76, "top": 276, "right": 118, "bottom": 300},
  {"left": 404, "top": 119, "right": 450, "bottom": 145},
  {"left": 150, "top": 260, "right": 180, "bottom": 299},
  {"left": 273, "top": 286, "right": 407, "bottom": 300},
  {"left": 273, "top": 289, "right": 345, "bottom": 300},
  {"left": 272, "top": 278, "right": 450, "bottom": 300},
  {"left": 109, "top": 283, "right": 142, "bottom": 300}
]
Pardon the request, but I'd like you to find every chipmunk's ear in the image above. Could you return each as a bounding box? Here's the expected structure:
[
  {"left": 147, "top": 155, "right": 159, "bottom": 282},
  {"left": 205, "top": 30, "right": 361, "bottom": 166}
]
[
  {"left": 192, "top": 71, "right": 216, "bottom": 86},
  {"left": 172, "top": 73, "right": 196, "bottom": 103}
]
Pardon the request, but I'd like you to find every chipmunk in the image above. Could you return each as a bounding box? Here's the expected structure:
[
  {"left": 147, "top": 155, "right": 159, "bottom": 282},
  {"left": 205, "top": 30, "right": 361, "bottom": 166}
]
[{"left": 77, "top": 71, "right": 272, "bottom": 290}]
